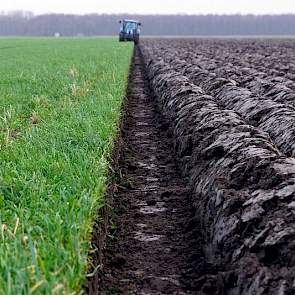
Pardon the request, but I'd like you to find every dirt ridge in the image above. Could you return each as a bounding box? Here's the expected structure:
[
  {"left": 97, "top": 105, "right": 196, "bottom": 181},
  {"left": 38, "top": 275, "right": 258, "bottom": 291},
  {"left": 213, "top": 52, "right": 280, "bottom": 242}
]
[{"left": 140, "top": 40, "right": 295, "bottom": 294}]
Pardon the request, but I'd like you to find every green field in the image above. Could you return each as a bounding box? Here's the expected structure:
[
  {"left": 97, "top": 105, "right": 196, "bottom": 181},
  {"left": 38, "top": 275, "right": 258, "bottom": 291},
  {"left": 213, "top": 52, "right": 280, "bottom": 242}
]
[{"left": 0, "top": 38, "right": 133, "bottom": 294}]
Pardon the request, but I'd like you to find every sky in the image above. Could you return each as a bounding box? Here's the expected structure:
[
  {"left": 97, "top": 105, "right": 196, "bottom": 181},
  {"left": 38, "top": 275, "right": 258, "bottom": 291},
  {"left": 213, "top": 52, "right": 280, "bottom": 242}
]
[{"left": 0, "top": 0, "right": 294, "bottom": 15}]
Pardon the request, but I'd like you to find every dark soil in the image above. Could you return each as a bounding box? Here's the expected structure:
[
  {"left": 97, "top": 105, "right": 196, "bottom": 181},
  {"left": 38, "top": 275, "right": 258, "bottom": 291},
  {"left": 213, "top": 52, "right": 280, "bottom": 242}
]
[
  {"left": 91, "top": 50, "right": 206, "bottom": 294},
  {"left": 88, "top": 39, "right": 295, "bottom": 295},
  {"left": 140, "top": 39, "right": 295, "bottom": 294}
]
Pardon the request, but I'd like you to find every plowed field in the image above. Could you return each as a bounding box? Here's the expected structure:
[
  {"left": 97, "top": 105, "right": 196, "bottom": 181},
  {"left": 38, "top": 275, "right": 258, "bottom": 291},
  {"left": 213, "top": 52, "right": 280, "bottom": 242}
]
[{"left": 98, "top": 39, "right": 295, "bottom": 294}]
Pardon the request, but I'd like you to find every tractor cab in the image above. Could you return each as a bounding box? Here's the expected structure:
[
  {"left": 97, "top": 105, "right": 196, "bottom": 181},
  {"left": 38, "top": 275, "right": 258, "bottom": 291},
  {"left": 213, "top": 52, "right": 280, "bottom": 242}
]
[{"left": 119, "top": 19, "right": 141, "bottom": 44}]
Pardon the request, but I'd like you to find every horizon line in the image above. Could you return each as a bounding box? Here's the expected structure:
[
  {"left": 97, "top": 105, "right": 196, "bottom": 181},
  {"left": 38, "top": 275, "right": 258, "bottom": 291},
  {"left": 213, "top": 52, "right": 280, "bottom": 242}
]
[{"left": 1, "top": 11, "right": 295, "bottom": 17}]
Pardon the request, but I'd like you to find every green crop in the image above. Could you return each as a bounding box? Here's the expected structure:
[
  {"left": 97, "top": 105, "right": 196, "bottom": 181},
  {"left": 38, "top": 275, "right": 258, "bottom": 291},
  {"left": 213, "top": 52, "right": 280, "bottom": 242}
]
[{"left": 0, "top": 38, "right": 133, "bottom": 294}]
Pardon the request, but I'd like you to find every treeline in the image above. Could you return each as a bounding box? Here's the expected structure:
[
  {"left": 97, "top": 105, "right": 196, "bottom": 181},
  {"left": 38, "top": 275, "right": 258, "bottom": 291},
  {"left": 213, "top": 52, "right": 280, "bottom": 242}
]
[{"left": 0, "top": 13, "right": 295, "bottom": 36}]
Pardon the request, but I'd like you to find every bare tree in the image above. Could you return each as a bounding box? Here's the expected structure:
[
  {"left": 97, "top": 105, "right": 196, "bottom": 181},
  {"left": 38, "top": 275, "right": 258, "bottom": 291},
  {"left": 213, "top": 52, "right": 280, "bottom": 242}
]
[{"left": 0, "top": 12, "right": 294, "bottom": 36}]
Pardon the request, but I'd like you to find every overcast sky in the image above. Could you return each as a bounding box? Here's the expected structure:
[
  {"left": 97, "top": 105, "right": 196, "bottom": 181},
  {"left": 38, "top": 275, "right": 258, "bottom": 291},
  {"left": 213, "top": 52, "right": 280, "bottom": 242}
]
[{"left": 0, "top": 0, "right": 294, "bottom": 15}]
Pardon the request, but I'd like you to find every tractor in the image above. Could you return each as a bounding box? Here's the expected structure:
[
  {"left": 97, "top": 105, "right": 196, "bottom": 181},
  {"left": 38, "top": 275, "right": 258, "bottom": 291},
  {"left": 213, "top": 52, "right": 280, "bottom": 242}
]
[{"left": 119, "top": 19, "right": 141, "bottom": 44}]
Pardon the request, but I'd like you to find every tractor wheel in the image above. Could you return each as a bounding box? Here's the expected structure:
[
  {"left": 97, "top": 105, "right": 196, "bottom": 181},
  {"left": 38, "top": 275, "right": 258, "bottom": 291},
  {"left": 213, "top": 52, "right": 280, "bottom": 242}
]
[
  {"left": 134, "top": 35, "right": 140, "bottom": 45},
  {"left": 119, "top": 34, "right": 124, "bottom": 42}
]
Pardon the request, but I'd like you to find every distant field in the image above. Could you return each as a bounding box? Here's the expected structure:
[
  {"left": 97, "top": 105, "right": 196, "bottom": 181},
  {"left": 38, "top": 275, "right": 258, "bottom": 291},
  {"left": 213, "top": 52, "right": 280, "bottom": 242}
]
[{"left": 0, "top": 38, "right": 132, "bottom": 293}]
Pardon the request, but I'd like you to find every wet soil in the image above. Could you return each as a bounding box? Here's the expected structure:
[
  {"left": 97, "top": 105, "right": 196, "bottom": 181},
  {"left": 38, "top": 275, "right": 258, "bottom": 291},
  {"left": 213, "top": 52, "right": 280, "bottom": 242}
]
[
  {"left": 88, "top": 39, "right": 295, "bottom": 294},
  {"left": 139, "top": 39, "right": 295, "bottom": 294},
  {"left": 94, "top": 50, "right": 205, "bottom": 294}
]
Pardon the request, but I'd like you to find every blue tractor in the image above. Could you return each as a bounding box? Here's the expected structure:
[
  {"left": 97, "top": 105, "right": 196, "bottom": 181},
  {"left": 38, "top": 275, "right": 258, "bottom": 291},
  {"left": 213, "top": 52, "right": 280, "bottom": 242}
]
[{"left": 119, "top": 19, "right": 141, "bottom": 44}]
